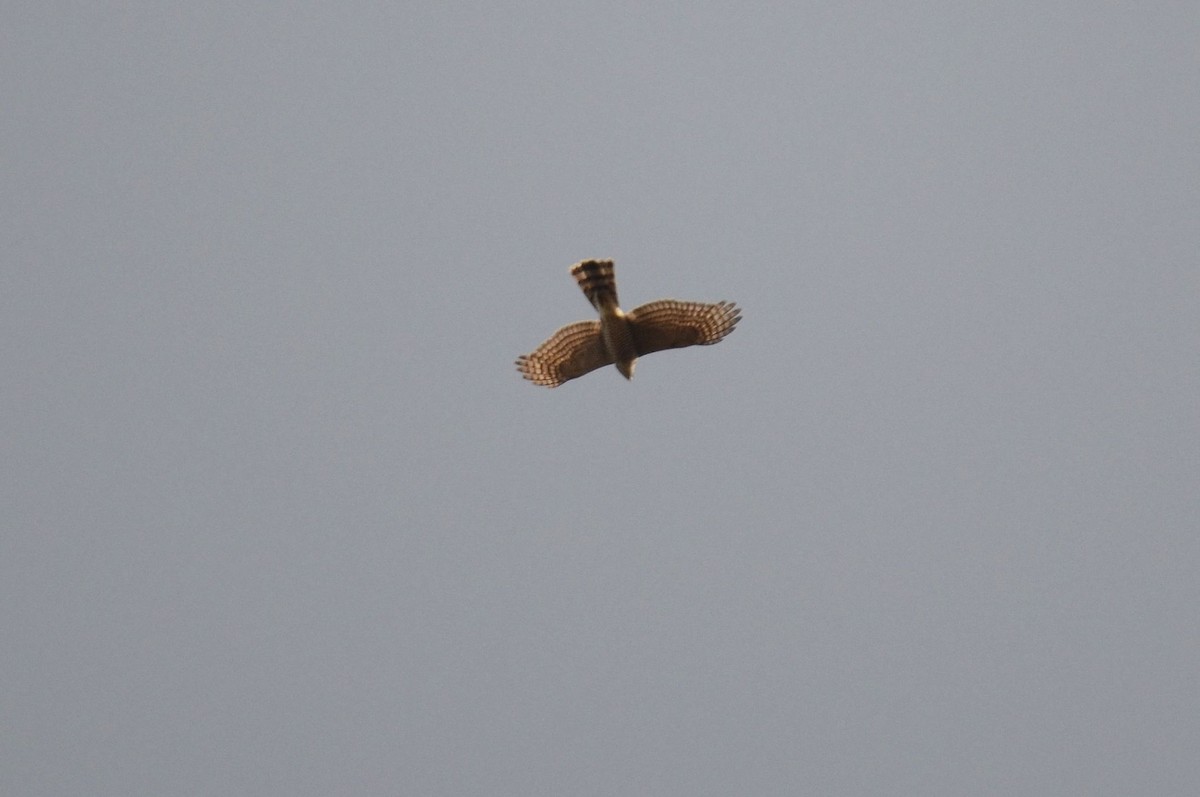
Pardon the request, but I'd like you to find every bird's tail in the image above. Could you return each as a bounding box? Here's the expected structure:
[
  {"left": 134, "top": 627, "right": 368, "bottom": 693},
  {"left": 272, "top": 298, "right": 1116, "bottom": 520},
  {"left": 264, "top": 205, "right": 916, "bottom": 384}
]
[{"left": 571, "top": 260, "right": 619, "bottom": 312}]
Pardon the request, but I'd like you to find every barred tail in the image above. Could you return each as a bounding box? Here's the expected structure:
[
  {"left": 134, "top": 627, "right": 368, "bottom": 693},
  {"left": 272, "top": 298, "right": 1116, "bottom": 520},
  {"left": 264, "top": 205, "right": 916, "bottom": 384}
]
[{"left": 571, "top": 259, "right": 619, "bottom": 311}]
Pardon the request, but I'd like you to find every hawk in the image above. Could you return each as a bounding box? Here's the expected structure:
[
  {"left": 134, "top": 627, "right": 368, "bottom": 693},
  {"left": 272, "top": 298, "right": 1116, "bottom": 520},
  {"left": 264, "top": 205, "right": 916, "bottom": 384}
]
[{"left": 516, "top": 260, "right": 741, "bottom": 387}]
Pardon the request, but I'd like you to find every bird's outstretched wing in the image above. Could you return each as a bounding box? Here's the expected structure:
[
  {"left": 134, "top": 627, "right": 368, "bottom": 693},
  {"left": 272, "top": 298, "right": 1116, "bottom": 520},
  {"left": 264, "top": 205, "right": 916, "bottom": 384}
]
[
  {"left": 515, "top": 320, "right": 611, "bottom": 387},
  {"left": 627, "top": 300, "right": 741, "bottom": 356}
]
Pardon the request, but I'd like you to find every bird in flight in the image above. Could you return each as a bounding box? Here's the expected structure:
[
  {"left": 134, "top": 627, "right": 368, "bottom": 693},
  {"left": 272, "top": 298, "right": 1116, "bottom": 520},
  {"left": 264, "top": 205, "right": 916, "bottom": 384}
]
[{"left": 516, "top": 260, "right": 741, "bottom": 387}]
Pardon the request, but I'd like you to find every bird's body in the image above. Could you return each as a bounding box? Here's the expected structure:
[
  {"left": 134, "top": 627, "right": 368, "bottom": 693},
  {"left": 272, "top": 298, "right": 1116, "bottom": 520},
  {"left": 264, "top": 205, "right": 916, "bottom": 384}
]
[
  {"left": 575, "top": 259, "right": 638, "bottom": 379},
  {"left": 516, "top": 260, "right": 740, "bottom": 387},
  {"left": 599, "top": 305, "right": 637, "bottom": 380}
]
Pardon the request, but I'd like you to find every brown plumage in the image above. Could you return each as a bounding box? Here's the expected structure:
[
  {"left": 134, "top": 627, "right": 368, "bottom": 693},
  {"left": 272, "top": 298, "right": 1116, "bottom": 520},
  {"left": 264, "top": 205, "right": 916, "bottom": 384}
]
[{"left": 516, "top": 260, "right": 741, "bottom": 387}]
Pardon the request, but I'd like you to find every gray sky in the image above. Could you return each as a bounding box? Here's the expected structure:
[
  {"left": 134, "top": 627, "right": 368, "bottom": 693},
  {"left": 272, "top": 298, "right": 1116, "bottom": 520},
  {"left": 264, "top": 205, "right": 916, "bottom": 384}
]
[{"left": 3, "top": 3, "right": 1198, "bottom": 795}]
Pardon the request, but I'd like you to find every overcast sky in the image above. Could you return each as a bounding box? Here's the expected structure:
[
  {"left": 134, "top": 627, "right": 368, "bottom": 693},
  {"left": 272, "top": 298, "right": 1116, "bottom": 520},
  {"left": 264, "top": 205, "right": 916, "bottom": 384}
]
[{"left": 3, "top": 3, "right": 1198, "bottom": 795}]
